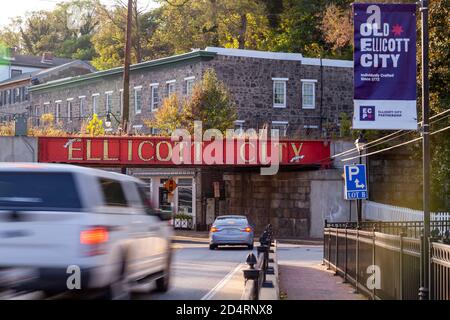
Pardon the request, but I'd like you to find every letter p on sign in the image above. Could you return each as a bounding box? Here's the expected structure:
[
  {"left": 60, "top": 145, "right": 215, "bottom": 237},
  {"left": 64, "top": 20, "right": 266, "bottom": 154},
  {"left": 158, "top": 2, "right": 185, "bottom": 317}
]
[{"left": 349, "top": 166, "right": 360, "bottom": 181}]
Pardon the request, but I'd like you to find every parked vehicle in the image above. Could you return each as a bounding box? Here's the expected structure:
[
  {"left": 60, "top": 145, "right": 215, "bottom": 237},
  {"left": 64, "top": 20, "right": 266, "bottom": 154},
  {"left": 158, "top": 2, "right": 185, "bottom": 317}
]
[
  {"left": 0, "top": 163, "right": 173, "bottom": 299},
  {"left": 209, "top": 215, "right": 254, "bottom": 250}
]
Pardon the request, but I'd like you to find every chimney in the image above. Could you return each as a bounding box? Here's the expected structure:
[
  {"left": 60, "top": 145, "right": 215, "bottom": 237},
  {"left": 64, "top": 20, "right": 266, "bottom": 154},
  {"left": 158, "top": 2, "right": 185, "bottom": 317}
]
[{"left": 41, "top": 52, "right": 54, "bottom": 64}]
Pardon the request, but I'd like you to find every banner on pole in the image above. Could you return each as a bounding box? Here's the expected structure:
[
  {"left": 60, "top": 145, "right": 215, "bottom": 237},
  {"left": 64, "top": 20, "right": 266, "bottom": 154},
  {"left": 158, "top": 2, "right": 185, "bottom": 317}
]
[{"left": 353, "top": 3, "right": 417, "bottom": 130}]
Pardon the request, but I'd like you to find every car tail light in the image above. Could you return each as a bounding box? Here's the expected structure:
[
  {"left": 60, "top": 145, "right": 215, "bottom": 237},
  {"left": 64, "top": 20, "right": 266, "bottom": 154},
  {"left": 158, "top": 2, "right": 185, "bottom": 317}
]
[
  {"left": 80, "top": 227, "right": 109, "bottom": 245},
  {"left": 242, "top": 227, "right": 252, "bottom": 233},
  {"left": 210, "top": 227, "right": 220, "bottom": 233}
]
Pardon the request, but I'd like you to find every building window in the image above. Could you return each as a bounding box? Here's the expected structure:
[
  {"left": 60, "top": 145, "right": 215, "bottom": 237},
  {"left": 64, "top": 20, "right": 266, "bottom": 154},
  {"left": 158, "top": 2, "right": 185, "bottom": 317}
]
[
  {"left": 134, "top": 87, "right": 142, "bottom": 114},
  {"left": 271, "top": 121, "right": 289, "bottom": 137},
  {"left": 105, "top": 91, "right": 113, "bottom": 114},
  {"left": 302, "top": 80, "right": 317, "bottom": 109},
  {"left": 35, "top": 106, "right": 40, "bottom": 126},
  {"left": 178, "top": 178, "right": 193, "bottom": 215},
  {"left": 184, "top": 77, "right": 195, "bottom": 96},
  {"left": 119, "top": 90, "right": 124, "bottom": 116},
  {"left": 6, "top": 90, "right": 11, "bottom": 105},
  {"left": 92, "top": 94, "right": 99, "bottom": 114},
  {"left": 55, "top": 102, "right": 61, "bottom": 122},
  {"left": 67, "top": 100, "right": 73, "bottom": 122},
  {"left": 11, "top": 69, "right": 22, "bottom": 77},
  {"left": 234, "top": 120, "right": 245, "bottom": 135},
  {"left": 165, "top": 80, "right": 176, "bottom": 97},
  {"left": 79, "top": 96, "right": 86, "bottom": 118},
  {"left": 43, "top": 103, "right": 50, "bottom": 114},
  {"left": 151, "top": 85, "right": 159, "bottom": 111},
  {"left": 273, "top": 78, "right": 288, "bottom": 108},
  {"left": 14, "top": 88, "right": 20, "bottom": 104}
]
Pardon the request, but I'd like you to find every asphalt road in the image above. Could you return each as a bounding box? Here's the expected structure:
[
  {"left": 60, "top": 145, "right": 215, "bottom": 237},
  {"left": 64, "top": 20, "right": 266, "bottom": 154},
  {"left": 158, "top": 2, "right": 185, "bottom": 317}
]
[{"left": 1, "top": 236, "right": 255, "bottom": 300}]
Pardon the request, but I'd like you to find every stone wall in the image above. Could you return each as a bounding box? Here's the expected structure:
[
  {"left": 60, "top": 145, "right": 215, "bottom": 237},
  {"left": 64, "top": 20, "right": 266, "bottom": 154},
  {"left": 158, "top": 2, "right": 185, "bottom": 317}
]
[
  {"left": 368, "top": 147, "right": 422, "bottom": 210},
  {"left": 223, "top": 169, "right": 343, "bottom": 239},
  {"left": 29, "top": 52, "right": 353, "bottom": 137},
  {"left": 205, "top": 55, "right": 353, "bottom": 138}
]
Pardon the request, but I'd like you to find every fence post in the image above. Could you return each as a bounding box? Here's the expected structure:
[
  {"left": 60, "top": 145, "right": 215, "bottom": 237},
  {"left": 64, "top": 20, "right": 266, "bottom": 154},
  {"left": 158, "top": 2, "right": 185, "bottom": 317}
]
[
  {"left": 327, "top": 228, "right": 332, "bottom": 270},
  {"left": 323, "top": 220, "right": 327, "bottom": 266},
  {"left": 334, "top": 228, "right": 339, "bottom": 276},
  {"left": 344, "top": 224, "right": 348, "bottom": 283},
  {"left": 372, "top": 226, "right": 376, "bottom": 300},
  {"left": 399, "top": 232, "right": 405, "bottom": 300},
  {"left": 428, "top": 239, "right": 433, "bottom": 300},
  {"left": 353, "top": 227, "right": 360, "bottom": 294}
]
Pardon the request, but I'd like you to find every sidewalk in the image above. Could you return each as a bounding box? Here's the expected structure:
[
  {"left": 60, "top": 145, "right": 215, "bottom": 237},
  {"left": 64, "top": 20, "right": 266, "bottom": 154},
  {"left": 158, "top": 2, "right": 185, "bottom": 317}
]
[{"left": 278, "top": 244, "right": 366, "bottom": 300}]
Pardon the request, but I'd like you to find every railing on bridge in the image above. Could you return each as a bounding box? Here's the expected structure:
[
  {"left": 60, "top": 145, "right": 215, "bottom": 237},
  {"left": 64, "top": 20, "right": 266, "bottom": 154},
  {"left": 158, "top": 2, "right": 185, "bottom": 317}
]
[
  {"left": 241, "top": 225, "right": 275, "bottom": 300},
  {"left": 364, "top": 200, "right": 450, "bottom": 223},
  {"left": 324, "top": 221, "right": 450, "bottom": 300}
]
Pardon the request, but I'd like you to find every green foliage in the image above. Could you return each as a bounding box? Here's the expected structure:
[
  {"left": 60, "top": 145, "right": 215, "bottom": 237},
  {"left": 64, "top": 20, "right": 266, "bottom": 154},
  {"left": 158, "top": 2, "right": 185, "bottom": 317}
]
[
  {"left": 85, "top": 113, "right": 105, "bottom": 136},
  {"left": 147, "top": 69, "right": 237, "bottom": 135}
]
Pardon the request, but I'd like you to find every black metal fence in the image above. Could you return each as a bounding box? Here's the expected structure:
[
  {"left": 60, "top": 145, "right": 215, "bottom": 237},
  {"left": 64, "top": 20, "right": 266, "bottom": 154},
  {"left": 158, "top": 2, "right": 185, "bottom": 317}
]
[
  {"left": 324, "top": 221, "right": 450, "bottom": 300},
  {"left": 242, "top": 225, "right": 274, "bottom": 300}
]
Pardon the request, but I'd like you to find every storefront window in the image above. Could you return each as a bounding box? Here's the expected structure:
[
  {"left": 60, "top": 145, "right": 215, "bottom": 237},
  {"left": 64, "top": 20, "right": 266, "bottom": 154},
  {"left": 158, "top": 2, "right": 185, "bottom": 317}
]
[
  {"left": 178, "top": 178, "right": 193, "bottom": 215},
  {"left": 159, "top": 179, "right": 171, "bottom": 211}
]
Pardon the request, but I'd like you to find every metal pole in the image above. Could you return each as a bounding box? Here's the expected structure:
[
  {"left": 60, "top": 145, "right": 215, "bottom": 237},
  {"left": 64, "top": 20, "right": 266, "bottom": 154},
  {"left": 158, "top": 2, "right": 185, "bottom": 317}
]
[
  {"left": 122, "top": 0, "right": 133, "bottom": 134},
  {"left": 357, "top": 150, "right": 362, "bottom": 225},
  {"left": 419, "top": 0, "right": 430, "bottom": 301}
]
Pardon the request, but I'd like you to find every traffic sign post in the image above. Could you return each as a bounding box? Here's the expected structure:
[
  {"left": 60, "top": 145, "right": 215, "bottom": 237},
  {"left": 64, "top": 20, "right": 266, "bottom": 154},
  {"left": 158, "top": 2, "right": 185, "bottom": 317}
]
[{"left": 344, "top": 164, "right": 368, "bottom": 200}]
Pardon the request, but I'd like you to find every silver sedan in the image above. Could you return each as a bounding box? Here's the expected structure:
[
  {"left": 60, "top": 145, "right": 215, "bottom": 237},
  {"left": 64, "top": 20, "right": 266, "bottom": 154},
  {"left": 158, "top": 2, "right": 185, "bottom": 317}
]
[{"left": 209, "top": 215, "right": 254, "bottom": 250}]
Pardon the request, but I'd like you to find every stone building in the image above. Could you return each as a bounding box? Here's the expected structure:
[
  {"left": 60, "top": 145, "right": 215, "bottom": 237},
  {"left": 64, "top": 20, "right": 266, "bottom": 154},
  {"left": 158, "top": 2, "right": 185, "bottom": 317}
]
[
  {"left": 0, "top": 60, "right": 95, "bottom": 123},
  {"left": 28, "top": 47, "right": 353, "bottom": 138},
  {"left": 24, "top": 47, "right": 354, "bottom": 238}
]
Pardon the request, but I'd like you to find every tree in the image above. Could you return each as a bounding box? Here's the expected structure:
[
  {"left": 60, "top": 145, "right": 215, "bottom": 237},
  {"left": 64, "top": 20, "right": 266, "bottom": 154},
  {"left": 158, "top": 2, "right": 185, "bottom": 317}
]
[
  {"left": 147, "top": 69, "right": 237, "bottom": 135},
  {"left": 145, "top": 94, "right": 187, "bottom": 136},
  {"left": 185, "top": 69, "right": 237, "bottom": 133},
  {"left": 85, "top": 114, "right": 105, "bottom": 136}
]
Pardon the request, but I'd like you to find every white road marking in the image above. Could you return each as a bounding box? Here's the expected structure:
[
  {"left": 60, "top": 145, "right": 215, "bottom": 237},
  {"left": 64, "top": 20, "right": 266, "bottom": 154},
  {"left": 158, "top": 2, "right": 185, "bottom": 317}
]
[{"left": 200, "top": 263, "right": 244, "bottom": 300}]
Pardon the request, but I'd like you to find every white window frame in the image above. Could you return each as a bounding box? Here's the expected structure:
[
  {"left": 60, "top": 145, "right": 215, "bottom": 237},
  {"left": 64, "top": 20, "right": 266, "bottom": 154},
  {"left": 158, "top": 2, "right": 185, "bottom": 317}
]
[
  {"left": 273, "top": 78, "right": 288, "bottom": 108},
  {"left": 166, "top": 80, "right": 176, "bottom": 97},
  {"left": 134, "top": 87, "right": 142, "bottom": 114},
  {"left": 234, "top": 120, "right": 245, "bottom": 135},
  {"left": 92, "top": 93, "right": 99, "bottom": 114},
  {"left": 67, "top": 99, "right": 74, "bottom": 122},
  {"left": 119, "top": 89, "right": 124, "bottom": 116},
  {"left": 150, "top": 84, "right": 160, "bottom": 111},
  {"left": 79, "top": 96, "right": 86, "bottom": 118},
  {"left": 271, "top": 121, "right": 289, "bottom": 137},
  {"left": 55, "top": 101, "right": 62, "bottom": 122},
  {"left": 184, "top": 76, "right": 195, "bottom": 96},
  {"left": 301, "top": 79, "right": 317, "bottom": 109},
  {"left": 105, "top": 91, "right": 113, "bottom": 113}
]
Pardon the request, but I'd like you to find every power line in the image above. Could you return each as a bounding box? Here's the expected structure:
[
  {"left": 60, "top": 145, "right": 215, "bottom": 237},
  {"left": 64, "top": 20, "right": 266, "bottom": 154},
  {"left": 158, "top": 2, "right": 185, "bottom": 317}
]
[
  {"left": 332, "top": 108, "right": 450, "bottom": 159},
  {"left": 340, "top": 124, "right": 450, "bottom": 162}
]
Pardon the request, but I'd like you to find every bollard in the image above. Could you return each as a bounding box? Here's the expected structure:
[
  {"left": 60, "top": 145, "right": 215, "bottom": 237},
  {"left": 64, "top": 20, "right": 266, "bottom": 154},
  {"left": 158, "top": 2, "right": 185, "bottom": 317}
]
[
  {"left": 243, "top": 253, "right": 260, "bottom": 300},
  {"left": 257, "top": 245, "right": 269, "bottom": 283}
]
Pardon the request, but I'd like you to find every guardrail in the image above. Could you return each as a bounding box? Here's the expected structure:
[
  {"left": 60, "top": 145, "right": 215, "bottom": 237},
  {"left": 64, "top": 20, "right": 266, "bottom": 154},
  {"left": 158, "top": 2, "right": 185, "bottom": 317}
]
[
  {"left": 363, "top": 201, "right": 450, "bottom": 222},
  {"left": 326, "top": 220, "right": 450, "bottom": 240},
  {"left": 241, "top": 225, "right": 274, "bottom": 300},
  {"left": 324, "top": 222, "right": 450, "bottom": 300}
]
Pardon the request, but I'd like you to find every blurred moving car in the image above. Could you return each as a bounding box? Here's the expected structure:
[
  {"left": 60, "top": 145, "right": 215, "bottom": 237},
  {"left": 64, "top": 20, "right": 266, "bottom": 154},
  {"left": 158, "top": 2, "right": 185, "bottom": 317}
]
[
  {"left": 0, "top": 164, "right": 173, "bottom": 299},
  {"left": 209, "top": 215, "right": 254, "bottom": 250}
]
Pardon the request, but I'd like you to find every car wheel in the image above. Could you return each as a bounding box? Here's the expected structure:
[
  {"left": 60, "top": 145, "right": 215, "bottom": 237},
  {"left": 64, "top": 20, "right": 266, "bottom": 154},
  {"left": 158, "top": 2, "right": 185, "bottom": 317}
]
[
  {"left": 209, "top": 244, "right": 217, "bottom": 250},
  {"left": 103, "top": 259, "right": 130, "bottom": 300},
  {"left": 248, "top": 244, "right": 254, "bottom": 250},
  {"left": 155, "top": 250, "right": 172, "bottom": 293}
]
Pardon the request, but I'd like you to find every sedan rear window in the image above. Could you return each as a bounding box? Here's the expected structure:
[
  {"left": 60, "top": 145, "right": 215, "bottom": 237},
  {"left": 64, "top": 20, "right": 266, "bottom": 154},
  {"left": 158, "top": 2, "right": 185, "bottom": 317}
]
[
  {"left": 215, "top": 218, "right": 248, "bottom": 226},
  {"left": 0, "top": 172, "right": 82, "bottom": 210}
]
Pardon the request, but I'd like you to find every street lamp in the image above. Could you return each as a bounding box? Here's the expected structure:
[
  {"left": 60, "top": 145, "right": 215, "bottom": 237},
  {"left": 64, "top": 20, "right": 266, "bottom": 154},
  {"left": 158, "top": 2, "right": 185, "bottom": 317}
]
[
  {"left": 105, "top": 112, "right": 122, "bottom": 131},
  {"left": 354, "top": 132, "right": 367, "bottom": 225}
]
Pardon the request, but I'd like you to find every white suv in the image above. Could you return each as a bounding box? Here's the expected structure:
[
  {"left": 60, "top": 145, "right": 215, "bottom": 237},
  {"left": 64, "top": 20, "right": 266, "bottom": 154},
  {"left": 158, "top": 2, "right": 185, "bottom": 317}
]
[{"left": 0, "top": 163, "right": 173, "bottom": 299}]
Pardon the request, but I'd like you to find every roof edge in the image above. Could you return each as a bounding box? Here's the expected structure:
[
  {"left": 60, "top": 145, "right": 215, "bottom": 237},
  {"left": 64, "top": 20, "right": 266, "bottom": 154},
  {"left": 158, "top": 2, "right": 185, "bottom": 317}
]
[{"left": 29, "top": 50, "right": 216, "bottom": 92}]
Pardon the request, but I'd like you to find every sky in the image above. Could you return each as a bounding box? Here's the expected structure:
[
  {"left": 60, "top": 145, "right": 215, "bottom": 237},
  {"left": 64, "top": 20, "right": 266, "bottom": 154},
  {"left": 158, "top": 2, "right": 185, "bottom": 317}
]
[{"left": 0, "top": 0, "right": 158, "bottom": 27}]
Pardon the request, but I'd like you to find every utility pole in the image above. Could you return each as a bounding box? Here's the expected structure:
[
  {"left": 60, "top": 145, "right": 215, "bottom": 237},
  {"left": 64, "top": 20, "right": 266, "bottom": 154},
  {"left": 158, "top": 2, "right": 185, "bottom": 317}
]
[
  {"left": 122, "top": 0, "right": 133, "bottom": 135},
  {"left": 419, "top": 0, "right": 430, "bottom": 301}
]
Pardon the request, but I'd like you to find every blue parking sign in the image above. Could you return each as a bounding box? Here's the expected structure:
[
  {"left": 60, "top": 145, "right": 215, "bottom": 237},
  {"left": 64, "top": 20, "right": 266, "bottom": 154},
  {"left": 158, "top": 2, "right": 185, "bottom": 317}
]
[{"left": 344, "top": 164, "right": 368, "bottom": 200}]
